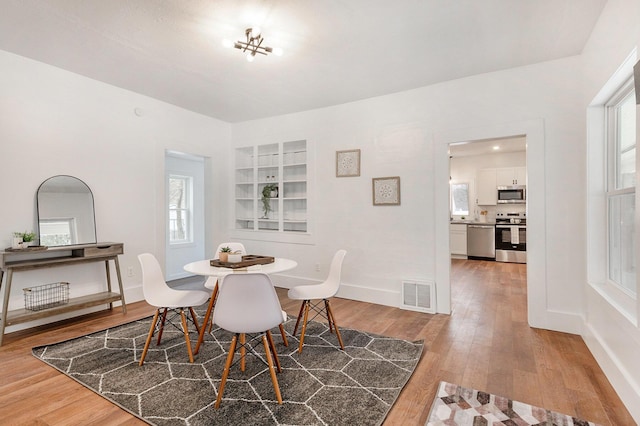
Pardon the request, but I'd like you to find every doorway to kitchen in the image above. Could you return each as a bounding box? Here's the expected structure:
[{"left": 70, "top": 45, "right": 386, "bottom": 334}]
[{"left": 436, "top": 119, "right": 546, "bottom": 327}]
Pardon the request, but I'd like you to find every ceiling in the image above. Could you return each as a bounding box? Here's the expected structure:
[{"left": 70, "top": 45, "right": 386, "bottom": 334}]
[{"left": 0, "top": 0, "right": 607, "bottom": 123}]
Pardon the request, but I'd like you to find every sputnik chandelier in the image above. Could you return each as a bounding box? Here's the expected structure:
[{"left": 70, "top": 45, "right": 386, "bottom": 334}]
[{"left": 226, "top": 27, "right": 283, "bottom": 62}]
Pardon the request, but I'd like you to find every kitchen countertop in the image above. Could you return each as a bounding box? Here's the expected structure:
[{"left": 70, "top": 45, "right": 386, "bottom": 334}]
[{"left": 450, "top": 220, "right": 496, "bottom": 225}]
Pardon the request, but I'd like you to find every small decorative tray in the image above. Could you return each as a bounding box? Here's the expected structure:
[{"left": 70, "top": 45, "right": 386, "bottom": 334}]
[
  {"left": 210, "top": 255, "right": 275, "bottom": 269},
  {"left": 5, "top": 245, "right": 48, "bottom": 252}
]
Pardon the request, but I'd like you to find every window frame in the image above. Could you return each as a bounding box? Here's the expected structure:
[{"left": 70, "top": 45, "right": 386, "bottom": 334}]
[
  {"left": 168, "top": 174, "right": 193, "bottom": 245},
  {"left": 450, "top": 181, "right": 470, "bottom": 217}
]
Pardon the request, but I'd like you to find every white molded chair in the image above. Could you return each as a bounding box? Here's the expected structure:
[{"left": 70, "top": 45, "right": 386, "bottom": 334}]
[
  {"left": 138, "top": 253, "right": 210, "bottom": 365},
  {"left": 288, "top": 249, "right": 347, "bottom": 353},
  {"left": 213, "top": 273, "right": 285, "bottom": 408}
]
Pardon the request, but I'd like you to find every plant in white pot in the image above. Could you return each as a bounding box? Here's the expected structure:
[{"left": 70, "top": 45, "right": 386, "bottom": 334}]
[
  {"left": 261, "top": 184, "right": 278, "bottom": 219},
  {"left": 218, "top": 246, "right": 232, "bottom": 262}
]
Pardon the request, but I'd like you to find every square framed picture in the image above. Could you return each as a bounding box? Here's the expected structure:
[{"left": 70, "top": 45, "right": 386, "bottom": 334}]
[
  {"left": 336, "top": 149, "right": 361, "bottom": 177},
  {"left": 372, "top": 176, "right": 401, "bottom": 206}
]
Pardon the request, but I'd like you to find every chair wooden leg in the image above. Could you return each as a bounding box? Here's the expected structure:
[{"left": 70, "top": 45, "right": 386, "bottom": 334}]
[
  {"left": 207, "top": 281, "right": 218, "bottom": 333},
  {"left": 139, "top": 309, "right": 160, "bottom": 366},
  {"left": 279, "top": 324, "right": 289, "bottom": 347},
  {"left": 324, "top": 299, "right": 334, "bottom": 333},
  {"left": 215, "top": 334, "right": 238, "bottom": 409},
  {"left": 266, "top": 330, "right": 281, "bottom": 373},
  {"left": 194, "top": 283, "right": 218, "bottom": 355},
  {"left": 156, "top": 308, "right": 168, "bottom": 345},
  {"left": 189, "top": 307, "right": 201, "bottom": 335},
  {"left": 325, "top": 299, "right": 344, "bottom": 350},
  {"left": 180, "top": 309, "right": 195, "bottom": 363},
  {"left": 262, "top": 334, "right": 283, "bottom": 404},
  {"left": 297, "top": 300, "right": 311, "bottom": 353},
  {"left": 292, "top": 301, "right": 305, "bottom": 336},
  {"left": 240, "top": 333, "right": 246, "bottom": 372}
]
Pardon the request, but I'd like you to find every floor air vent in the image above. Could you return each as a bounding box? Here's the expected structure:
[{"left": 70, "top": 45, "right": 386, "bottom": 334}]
[{"left": 401, "top": 280, "right": 436, "bottom": 313}]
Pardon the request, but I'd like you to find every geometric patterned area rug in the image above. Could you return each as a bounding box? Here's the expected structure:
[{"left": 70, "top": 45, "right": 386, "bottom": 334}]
[
  {"left": 426, "top": 381, "right": 602, "bottom": 426},
  {"left": 33, "top": 313, "right": 423, "bottom": 426}
]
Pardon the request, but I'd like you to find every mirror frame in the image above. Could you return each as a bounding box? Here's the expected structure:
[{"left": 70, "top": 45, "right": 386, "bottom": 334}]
[{"left": 36, "top": 175, "right": 97, "bottom": 247}]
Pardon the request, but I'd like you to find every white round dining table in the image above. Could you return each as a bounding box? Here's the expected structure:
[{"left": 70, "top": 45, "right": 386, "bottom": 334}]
[
  {"left": 184, "top": 257, "right": 297, "bottom": 354},
  {"left": 183, "top": 257, "right": 298, "bottom": 280}
]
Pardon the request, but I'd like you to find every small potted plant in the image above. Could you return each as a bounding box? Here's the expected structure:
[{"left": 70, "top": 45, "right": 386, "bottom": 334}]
[
  {"left": 219, "top": 246, "right": 232, "bottom": 262},
  {"left": 21, "top": 231, "right": 37, "bottom": 246},
  {"left": 261, "top": 184, "right": 278, "bottom": 218}
]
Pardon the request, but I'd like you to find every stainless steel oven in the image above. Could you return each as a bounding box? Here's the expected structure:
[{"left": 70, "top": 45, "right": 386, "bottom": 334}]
[{"left": 495, "top": 213, "right": 526, "bottom": 263}]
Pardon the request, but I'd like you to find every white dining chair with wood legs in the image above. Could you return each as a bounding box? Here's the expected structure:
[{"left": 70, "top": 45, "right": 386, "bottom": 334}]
[
  {"left": 137, "top": 253, "right": 210, "bottom": 366},
  {"left": 288, "top": 249, "right": 347, "bottom": 353},
  {"left": 212, "top": 273, "right": 285, "bottom": 408}
]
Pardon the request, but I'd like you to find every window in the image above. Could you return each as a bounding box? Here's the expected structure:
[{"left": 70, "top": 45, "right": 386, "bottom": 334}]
[
  {"left": 169, "top": 175, "right": 192, "bottom": 244},
  {"left": 39, "top": 218, "right": 76, "bottom": 246},
  {"left": 450, "top": 182, "right": 470, "bottom": 216},
  {"left": 606, "top": 78, "right": 636, "bottom": 295}
]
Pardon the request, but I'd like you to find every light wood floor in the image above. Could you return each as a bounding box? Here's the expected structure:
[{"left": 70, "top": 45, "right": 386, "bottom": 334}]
[{"left": 0, "top": 259, "right": 634, "bottom": 425}]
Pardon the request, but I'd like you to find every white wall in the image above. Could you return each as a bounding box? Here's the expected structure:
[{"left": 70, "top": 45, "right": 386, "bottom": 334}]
[
  {"left": 0, "top": 50, "right": 231, "bottom": 329},
  {"left": 231, "top": 54, "right": 585, "bottom": 329},
  {"left": 581, "top": 0, "right": 640, "bottom": 421}
]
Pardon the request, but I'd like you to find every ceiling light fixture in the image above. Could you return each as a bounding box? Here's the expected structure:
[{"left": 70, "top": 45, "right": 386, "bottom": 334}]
[{"left": 229, "top": 27, "right": 282, "bottom": 62}]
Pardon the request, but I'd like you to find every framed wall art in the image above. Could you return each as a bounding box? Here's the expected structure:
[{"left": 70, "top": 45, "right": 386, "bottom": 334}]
[
  {"left": 372, "top": 176, "right": 401, "bottom": 206},
  {"left": 336, "top": 149, "right": 361, "bottom": 177}
]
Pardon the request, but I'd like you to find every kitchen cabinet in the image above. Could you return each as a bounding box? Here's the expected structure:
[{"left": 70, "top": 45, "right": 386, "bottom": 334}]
[
  {"left": 476, "top": 169, "right": 497, "bottom": 205},
  {"left": 235, "top": 140, "right": 307, "bottom": 233},
  {"left": 496, "top": 167, "right": 526, "bottom": 186},
  {"left": 450, "top": 223, "right": 468, "bottom": 257}
]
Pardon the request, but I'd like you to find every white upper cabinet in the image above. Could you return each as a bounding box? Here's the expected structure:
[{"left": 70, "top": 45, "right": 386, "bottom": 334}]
[
  {"left": 477, "top": 168, "right": 497, "bottom": 205},
  {"left": 496, "top": 167, "right": 526, "bottom": 186}
]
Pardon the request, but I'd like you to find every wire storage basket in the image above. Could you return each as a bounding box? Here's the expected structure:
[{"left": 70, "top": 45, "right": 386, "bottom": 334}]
[{"left": 23, "top": 282, "right": 70, "bottom": 311}]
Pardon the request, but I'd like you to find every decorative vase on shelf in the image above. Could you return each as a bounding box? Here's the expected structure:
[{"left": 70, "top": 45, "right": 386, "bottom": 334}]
[{"left": 12, "top": 237, "right": 23, "bottom": 249}]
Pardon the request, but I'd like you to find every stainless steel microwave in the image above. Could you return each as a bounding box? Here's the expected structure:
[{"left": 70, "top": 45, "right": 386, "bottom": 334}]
[{"left": 497, "top": 185, "right": 526, "bottom": 204}]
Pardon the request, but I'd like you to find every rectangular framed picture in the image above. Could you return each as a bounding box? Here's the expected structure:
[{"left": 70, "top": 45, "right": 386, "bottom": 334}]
[
  {"left": 372, "top": 176, "right": 401, "bottom": 206},
  {"left": 336, "top": 149, "right": 361, "bottom": 177}
]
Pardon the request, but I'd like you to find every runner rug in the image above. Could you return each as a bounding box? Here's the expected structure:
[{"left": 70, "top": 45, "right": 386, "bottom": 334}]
[
  {"left": 426, "top": 381, "right": 602, "bottom": 426},
  {"left": 32, "top": 314, "right": 423, "bottom": 426}
]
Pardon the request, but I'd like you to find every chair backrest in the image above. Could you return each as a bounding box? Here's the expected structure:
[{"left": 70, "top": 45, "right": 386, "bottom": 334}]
[
  {"left": 138, "top": 253, "right": 174, "bottom": 306},
  {"left": 213, "top": 273, "right": 284, "bottom": 334},
  {"left": 323, "top": 249, "right": 347, "bottom": 296},
  {"left": 214, "top": 242, "right": 247, "bottom": 259}
]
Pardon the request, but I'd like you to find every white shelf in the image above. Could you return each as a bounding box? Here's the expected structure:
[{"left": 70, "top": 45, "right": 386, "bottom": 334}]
[{"left": 235, "top": 140, "right": 308, "bottom": 235}]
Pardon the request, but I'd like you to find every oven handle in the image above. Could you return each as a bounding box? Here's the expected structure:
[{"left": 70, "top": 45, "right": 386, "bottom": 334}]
[{"left": 496, "top": 224, "right": 526, "bottom": 229}]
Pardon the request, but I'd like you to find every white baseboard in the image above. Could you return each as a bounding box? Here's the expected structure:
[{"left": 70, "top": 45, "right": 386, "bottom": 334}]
[
  {"left": 271, "top": 274, "right": 399, "bottom": 308},
  {"left": 583, "top": 322, "right": 640, "bottom": 423}
]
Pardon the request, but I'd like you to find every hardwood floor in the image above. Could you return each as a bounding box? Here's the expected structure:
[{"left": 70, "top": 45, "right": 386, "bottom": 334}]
[{"left": 0, "top": 259, "right": 634, "bottom": 425}]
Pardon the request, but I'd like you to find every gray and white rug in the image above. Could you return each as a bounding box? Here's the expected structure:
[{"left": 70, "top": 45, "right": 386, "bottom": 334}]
[{"left": 33, "top": 313, "right": 423, "bottom": 425}]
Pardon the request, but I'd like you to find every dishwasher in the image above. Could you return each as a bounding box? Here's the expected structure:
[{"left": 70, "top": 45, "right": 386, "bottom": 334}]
[{"left": 467, "top": 224, "right": 495, "bottom": 260}]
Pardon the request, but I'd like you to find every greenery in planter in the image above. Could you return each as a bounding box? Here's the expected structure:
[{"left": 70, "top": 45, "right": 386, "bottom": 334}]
[
  {"left": 261, "top": 184, "right": 278, "bottom": 218},
  {"left": 20, "top": 231, "right": 37, "bottom": 242},
  {"left": 220, "top": 246, "right": 232, "bottom": 253}
]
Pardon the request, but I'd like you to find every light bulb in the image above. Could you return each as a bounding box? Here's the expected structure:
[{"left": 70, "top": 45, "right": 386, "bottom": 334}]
[
  {"left": 252, "top": 27, "right": 261, "bottom": 37},
  {"left": 222, "top": 39, "right": 233, "bottom": 48},
  {"left": 246, "top": 53, "right": 255, "bottom": 62},
  {"left": 272, "top": 47, "right": 283, "bottom": 56}
]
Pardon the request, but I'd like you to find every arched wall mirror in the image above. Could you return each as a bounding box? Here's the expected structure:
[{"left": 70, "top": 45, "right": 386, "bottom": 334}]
[{"left": 37, "top": 175, "right": 97, "bottom": 247}]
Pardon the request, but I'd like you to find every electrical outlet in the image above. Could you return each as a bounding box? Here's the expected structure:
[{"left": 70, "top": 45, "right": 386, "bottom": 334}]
[
  {"left": 127, "top": 266, "right": 134, "bottom": 277},
  {"left": 315, "top": 263, "right": 320, "bottom": 272}
]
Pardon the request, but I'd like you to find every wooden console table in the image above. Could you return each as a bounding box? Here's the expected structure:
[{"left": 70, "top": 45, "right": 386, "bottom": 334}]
[{"left": 0, "top": 242, "right": 127, "bottom": 346}]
